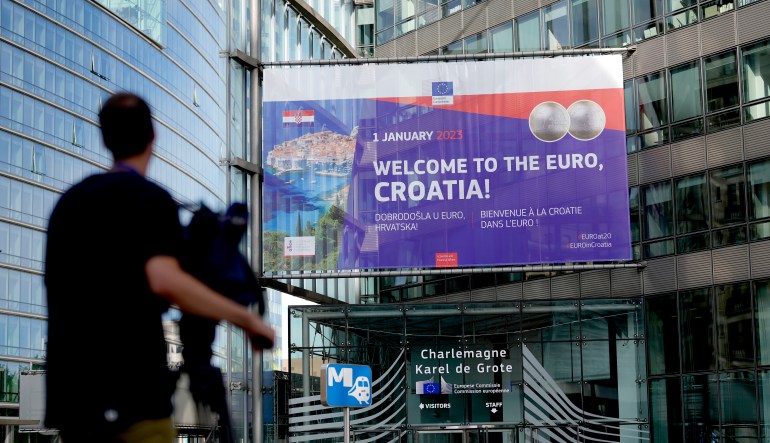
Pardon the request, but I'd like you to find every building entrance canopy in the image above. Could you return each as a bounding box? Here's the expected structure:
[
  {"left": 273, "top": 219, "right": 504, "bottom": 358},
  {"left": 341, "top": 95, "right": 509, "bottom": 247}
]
[{"left": 287, "top": 299, "right": 649, "bottom": 442}]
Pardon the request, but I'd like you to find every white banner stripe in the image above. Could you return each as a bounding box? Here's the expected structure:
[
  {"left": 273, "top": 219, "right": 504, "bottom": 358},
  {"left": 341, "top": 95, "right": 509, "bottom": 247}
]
[{"left": 264, "top": 56, "right": 623, "bottom": 101}]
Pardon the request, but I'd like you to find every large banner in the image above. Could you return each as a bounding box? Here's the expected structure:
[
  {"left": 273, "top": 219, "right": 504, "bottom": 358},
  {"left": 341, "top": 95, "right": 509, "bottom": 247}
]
[{"left": 262, "top": 56, "right": 631, "bottom": 272}]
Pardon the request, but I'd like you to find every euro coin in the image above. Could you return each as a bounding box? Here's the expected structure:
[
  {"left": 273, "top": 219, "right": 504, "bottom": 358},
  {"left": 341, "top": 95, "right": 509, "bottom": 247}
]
[
  {"left": 568, "top": 100, "right": 606, "bottom": 141},
  {"left": 529, "top": 102, "right": 570, "bottom": 142}
]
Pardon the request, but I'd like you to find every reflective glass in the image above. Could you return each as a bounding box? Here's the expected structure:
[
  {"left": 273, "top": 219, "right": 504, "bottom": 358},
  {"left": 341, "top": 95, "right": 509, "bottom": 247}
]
[
  {"left": 464, "top": 33, "right": 487, "bottom": 53},
  {"left": 516, "top": 11, "right": 541, "bottom": 51},
  {"left": 647, "top": 293, "right": 679, "bottom": 375},
  {"left": 705, "top": 51, "right": 739, "bottom": 113},
  {"left": 650, "top": 378, "right": 682, "bottom": 442},
  {"left": 642, "top": 181, "right": 673, "bottom": 240},
  {"left": 701, "top": 0, "right": 734, "bottom": 19},
  {"left": 712, "top": 225, "right": 747, "bottom": 247},
  {"left": 544, "top": 0, "right": 569, "bottom": 50},
  {"left": 683, "top": 374, "right": 718, "bottom": 441},
  {"left": 570, "top": 0, "right": 598, "bottom": 46},
  {"left": 743, "top": 39, "right": 770, "bottom": 103},
  {"left": 759, "top": 370, "right": 770, "bottom": 440},
  {"left": 721, "top": 372, "right": 757, "bottom": 426},
  {"left": 675, "top": 173, "right": 709, "bottom": 234},
  {"left": 602, "top": 0, "right": 630, "bottom": 35},
  {"left": 755, "top": 280, "right": 770, "bottom": 366},
  {"left": 710, "top": 165, "right": 746, "bottom": 227},
  {"left": 630, "top": 186, "right": 640, "bottom": 242},
  {"left": 670, "top": 61, "right": 702, "bottom": 122},
  {"left": 625, "top": 80, "right": 637, "bottom": 134},
  {"left": 745, "top": 101, "right": 770, "bottom": 122},
  {"left": 715, "top": 283, "right": 753, "bottom": 369},
  {"left": 667, "top": 7, "right": 697, "bottom": 29},
  {"left": 488, "top": 21, "right": 513, "bottom": 53},
  {"left": 749, "top": 159, "right": 770, "bottom": 221},
  {"left": 677, "top": 232, "right": 710, "bottom": 252},
  {"left": 680, "top": 288, "right": 716, "bottom": 372},
  {"left": 377, "top": 0, "right": 395, "bottom": 31},
  {"left": 707, "top": 109, "right": 741, "bottom": 132},
  {"left": 638, "top": 71, "right": 668, "bottom": 130}
]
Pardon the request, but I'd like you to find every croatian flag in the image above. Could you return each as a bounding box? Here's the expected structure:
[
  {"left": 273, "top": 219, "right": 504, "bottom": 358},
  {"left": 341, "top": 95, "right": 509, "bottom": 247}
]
[{"left": 282, "top": 110, "right": 314, "bottom": 127}]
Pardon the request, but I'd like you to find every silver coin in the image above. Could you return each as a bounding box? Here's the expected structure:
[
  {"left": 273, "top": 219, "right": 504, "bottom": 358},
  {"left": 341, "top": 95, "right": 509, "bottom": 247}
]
[
  {"left": 529, "top": 102, "right": 570, "bottom": 142},
  {"left": 568, "top": 100, "right": 606, "bottom": 141}
]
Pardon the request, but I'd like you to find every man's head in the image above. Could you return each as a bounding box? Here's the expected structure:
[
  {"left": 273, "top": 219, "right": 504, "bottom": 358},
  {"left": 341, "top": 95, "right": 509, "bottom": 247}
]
[{"left": 98, "top": 92, "right": 155, "bottom": 160}]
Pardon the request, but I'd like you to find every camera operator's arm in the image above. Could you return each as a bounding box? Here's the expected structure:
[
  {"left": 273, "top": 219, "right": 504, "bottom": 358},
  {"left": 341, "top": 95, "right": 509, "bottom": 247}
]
[{"left": 146, "top": 255, "right": 275, "bottom": 350}]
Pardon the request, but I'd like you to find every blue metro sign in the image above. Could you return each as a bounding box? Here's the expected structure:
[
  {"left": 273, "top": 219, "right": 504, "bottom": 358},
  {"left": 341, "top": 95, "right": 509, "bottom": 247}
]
[{"left": 320, "top": 364, "right": 372, "bottom": 407}]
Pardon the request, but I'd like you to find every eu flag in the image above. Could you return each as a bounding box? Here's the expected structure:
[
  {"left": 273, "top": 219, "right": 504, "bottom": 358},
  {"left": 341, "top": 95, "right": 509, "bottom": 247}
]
[
  {"left": 432, "top": 82, "right": 453, "bottom": 96},
  {"left": 421, "top": 382, "right": 441, "bottom": 394}
]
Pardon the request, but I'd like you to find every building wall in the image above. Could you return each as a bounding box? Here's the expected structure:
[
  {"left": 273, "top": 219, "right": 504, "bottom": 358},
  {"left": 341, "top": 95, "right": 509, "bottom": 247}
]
[
  {"left": 0, "top": 0, "right": 355, "bottom": 441},
  {"left": 372, "top": 0, "right": 770, "bottom": 440}
]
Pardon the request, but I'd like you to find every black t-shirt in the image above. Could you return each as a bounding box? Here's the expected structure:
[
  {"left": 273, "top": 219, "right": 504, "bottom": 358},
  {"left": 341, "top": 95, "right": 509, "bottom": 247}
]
[{"left": 44, "top": 170, "right": 182, "bottom": 431}]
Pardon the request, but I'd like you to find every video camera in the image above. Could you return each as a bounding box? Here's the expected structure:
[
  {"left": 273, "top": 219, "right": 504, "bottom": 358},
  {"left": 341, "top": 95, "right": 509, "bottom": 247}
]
[{"left": 177, "top": 202, "right": 270, "bottom": 442}]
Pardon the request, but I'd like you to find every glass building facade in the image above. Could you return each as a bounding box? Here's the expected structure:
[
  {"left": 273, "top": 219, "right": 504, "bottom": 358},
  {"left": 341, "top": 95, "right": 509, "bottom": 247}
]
[{"left": 0, "top": 0, "right": 358, "bottom": 440}]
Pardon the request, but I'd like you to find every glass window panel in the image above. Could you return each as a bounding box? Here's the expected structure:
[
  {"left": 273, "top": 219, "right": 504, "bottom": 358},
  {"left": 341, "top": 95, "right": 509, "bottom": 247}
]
[
  {"left": 745, "top": 101, "right": 770, "bottom": 122},
  {"left": 441, "top": 40, "right": 463, "bottom": 54},
  {"left": 675, "top": 173, "right": 709, "bottom": 234},
  {"left": 630, "top": 187, "right": 640, "bottom": 242},
  {"left": 488, "top": 21, "right": 513, "bottom": 53},
  {"left": 668, "top": 0, "right": 696, "bottom": 14},
  {"left": 516, "top": 11, "right": 541, "bottom": 51},
  {"left": 681, "top": 288, "right": 716, "bottom": 372},
  {"left": 638, "top": 71, "right": 668, "bottom": 129},
  {"left": 643, "top": 238, "right": 674, "bottom": 257},
  {"left": 759, "top": 370, "right": 770, "bottom": 440},
  {"left": 377, "top": 0, "right": 395, "bottom": 31},
  {"left": 396, "top": 0, "right": 415, "bottom": 22},
  {"left": 720, "top": 372, "right": 757, "bottom": 425},
  {"left": 642, "top": 181, "right": 673, "bottom": 240},
  {"left": 710, "top": 165, "right": 746, "bottom": 227},
  {"left": 625, "top": 80, "right": 637, "bottom": 134},
  {"left": 603, "top": 0, "right": 630, "bottom": 34},
  {"left": 671, "top": 118, "right": 703, "bottom": 140},
  {"left": 743, "top": 39, "right": 770, "bottom": 103},
  {"left": 755, "top": 280, "right": 770, "bottom": 366},
  {"left": 627, "top": 135, "right": 638, "bottom": 153},
  {"left": 707, "top": 109, "right": 741, "bottom": 132},
  {"left": 633, "top": 20, "right": 663, "bottom": 42},
  {"left": 705, "top": 51, "right": 739, "bottom": 113},
  {"left": 396, "top": 19, "right": 415, "bottom": 36},
  {"left": 701, "top": 0, "right": 734, "bottom": 19},
  {"left": 750, "top": 221, "right": 770, "bottom": 241},
  {"left": 683, "top": 374, "right": 719, "bottom": 441},
  {"left": 441, "top": 0, "right": 462, "bottom": 16},
  {"left": 601, "top": 30, "right": 632, "bottom": 47},
  {"left": 464, "top": 32, "right": 487, "bottom": 53},
  {"left": 677, "top": 232, "right": 710, "bottom": 252},
  {"left": 570, "top": 0, "right": 598, "bottom": 46},
  {"left": 670, "top": 62, "right": 702, "bottom": 122},
  {"left": 544, "top": 0, "right": 569, "bottom": 49},
  {"left": 666, "top": 7, "right": 697, "bottom": 30},
  {"left": 633, "top": 0, "right": 663, "bottom": 24},
  {"left": 715, "top": 283, "right": 753, "bottom": 370},
  {"left": 712, "top": 225, "right": 747, "bottom": 247},
  {"left": 749, "top": 159, "right": 770, "bottom": 221},
  {"left": 650, "top": 378, "right": 683, "bottom": 442},
  {"left": 647, "top": 294, "right": 679, "bottom": 375}
]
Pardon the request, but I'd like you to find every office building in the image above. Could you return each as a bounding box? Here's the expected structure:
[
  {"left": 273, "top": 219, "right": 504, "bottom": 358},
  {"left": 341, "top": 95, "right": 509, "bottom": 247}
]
[
  {"left": 0, "top": 0, "right": 358, "bottom": 440},
  {"left": 284, "top": 0, "right": 770, "bottom": 442}
]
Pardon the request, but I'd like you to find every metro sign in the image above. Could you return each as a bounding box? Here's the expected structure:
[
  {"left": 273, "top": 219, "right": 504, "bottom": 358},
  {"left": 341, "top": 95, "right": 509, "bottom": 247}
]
[{"left": 320, "top": 364, "right": 372, "bottom": 407}]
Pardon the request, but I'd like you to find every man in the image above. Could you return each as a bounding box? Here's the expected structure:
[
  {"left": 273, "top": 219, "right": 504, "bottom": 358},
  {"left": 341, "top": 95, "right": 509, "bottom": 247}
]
[{"left": 44, "top": 92, "right": 274, "bottom": 442}]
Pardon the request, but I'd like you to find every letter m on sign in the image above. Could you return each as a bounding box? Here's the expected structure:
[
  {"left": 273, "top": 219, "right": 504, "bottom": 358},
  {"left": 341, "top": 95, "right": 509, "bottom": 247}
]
[{"left": 328, "top": 367, "right": 353, "bottom": 387}]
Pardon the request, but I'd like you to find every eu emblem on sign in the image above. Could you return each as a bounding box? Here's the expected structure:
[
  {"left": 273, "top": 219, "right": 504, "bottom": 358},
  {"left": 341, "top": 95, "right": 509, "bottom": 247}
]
[{"left": 320, "top": 364, "right": 372, "bottom": 407}]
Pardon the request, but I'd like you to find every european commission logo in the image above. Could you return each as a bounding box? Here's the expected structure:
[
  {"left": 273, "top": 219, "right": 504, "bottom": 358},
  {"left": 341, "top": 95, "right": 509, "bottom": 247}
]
[{"left": 432, "top": 81, "right": 454, "bottom": 106}]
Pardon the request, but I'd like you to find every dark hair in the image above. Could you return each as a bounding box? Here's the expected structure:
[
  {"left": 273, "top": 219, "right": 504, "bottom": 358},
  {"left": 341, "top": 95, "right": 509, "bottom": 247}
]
[{"left": 98, "top": 92, "right": 155, "bottom": 160}]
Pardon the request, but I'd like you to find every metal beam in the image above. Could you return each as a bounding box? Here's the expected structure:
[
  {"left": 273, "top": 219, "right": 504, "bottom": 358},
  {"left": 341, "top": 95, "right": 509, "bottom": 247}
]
[
  {"left": 262, "top": 261, "right": 646, "bottom": 279},
  {"left": 261, "top": 46, "right": 636, "bottom": 67}
]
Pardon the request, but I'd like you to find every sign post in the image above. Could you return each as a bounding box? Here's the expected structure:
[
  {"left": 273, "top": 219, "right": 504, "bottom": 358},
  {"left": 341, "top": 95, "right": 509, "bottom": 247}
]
[{"left": 320, "top": 364, "right": 373, "bottom": 443}]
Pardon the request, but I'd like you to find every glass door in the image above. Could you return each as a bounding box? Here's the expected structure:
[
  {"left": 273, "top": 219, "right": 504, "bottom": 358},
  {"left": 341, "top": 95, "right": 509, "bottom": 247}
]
[
  {"left": 415, "top": 430, "right": 466, "bottom": 443},
  {"left": 523, "top": 426, "right": 580, "bottom": 442}
]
